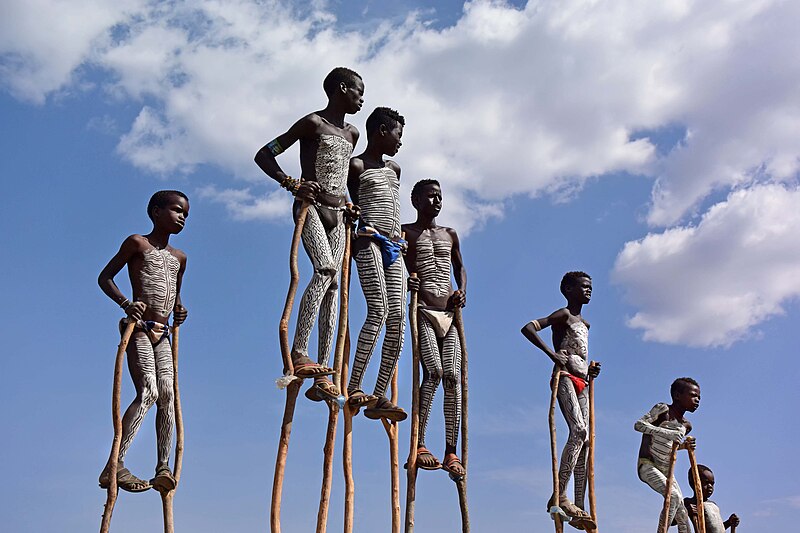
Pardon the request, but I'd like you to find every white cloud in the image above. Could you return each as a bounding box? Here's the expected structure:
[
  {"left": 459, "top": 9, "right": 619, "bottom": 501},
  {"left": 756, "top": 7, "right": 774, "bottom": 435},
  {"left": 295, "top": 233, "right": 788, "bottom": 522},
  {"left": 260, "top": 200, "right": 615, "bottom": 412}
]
[
  {"left": 613, "top": 184, "right": 800, "bottom": 347},
  {"left": 197, "top": 185, "right": 290, "bottom": 222}
]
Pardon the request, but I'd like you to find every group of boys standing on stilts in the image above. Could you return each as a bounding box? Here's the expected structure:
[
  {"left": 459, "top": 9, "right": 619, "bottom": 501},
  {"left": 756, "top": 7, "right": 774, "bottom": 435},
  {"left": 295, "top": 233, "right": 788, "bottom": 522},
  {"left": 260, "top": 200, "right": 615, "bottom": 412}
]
[{"left": 96, "top": 66, "right": 739, "bottom": 532}]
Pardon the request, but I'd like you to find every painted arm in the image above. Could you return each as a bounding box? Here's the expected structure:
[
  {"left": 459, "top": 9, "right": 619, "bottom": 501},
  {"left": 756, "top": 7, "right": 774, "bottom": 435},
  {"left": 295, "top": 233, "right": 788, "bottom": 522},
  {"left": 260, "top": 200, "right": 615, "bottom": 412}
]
[
  {"left": 173, "top": 252, "right": 188, "bottom": 325},
  {"left": 347, "top": 157, "right": 364, "bottom": 208},
  {"left": 724, "top": 513, "right": 739, "bottom": 529},
  {"left": 254, "top": 114, "right": 319, "bottom": 196},
  {"left": 448, "top": 228, "right": 467, "bottom": 308},
  {"left": 520, "top": 309, "right": 570, "bottom": 366},
  {"left": 98, "top": 235, "right": 146, "bottom": 320},
  {"left": 633, "top": 403, "right": 685, "bottom": 442}
]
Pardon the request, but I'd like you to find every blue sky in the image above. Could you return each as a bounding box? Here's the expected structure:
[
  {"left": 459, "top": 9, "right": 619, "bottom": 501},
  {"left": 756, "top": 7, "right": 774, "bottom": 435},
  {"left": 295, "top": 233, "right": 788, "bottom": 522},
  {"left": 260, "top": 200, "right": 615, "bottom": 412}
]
[{"left": 2, "top": 0, "right": 799, "bottom": 531}]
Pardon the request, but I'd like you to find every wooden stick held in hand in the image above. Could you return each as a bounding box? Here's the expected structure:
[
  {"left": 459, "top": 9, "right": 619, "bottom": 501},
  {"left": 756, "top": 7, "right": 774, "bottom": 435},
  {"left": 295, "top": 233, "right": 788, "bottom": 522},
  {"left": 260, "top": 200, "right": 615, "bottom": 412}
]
[
  {"left": 587, "top": 360, "right": 598, "bottom": 532},
  {"left": 160, "top": 323, "right": 184, "bottom": 533},
  {"left": 549, "top": 368, "right": 564, "bottom": 533},
  {"left": 100, "top": 319, "right": 137, "bottom": 533},
  {"left": 687, "top": 445, "right": 706, "bottom": 533},
  {"left": 660, "top": 442, "right": 680, "bottom": 533},
  {"left": 454, "top": 306, "right": 470, "bottom": 533},
  {"left": 404, "top": 273, "right": 421, "bottom": 533}
]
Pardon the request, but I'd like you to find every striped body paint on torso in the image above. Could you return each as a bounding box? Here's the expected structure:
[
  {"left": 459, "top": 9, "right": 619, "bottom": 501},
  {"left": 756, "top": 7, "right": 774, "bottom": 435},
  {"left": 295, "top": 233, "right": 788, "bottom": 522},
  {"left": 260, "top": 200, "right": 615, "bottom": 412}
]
[
  {"left": 416, "top": 237, "right": 453, "bottom": 305},
  {"left": 358, "top": 166, "right": 401, "bottom": 237},
  {"left": 139, "top": 248, "right": 181, "bottom": 317}
]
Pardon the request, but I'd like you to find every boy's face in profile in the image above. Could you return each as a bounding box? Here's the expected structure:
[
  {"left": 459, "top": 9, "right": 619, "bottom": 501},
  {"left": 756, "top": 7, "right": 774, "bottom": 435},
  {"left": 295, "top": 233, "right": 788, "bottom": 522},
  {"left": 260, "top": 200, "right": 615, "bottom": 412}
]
[
  {"left": 413, "top": 184, "right": 442, "bottom": 218},
  {"left": 382, "top": 123, "right": 403, "bottom": 156},
  {"left": 674, "top": 383, "right": 701, "bottom": 413},
  {"left": 152, "top": 195, "right": 190, "bottom": 234},
  {"left": 343, "top": 78, "right": 365, "bottom": 114},
  {"left": 566, "top": 277, "right": 592, "bottom": 304}
]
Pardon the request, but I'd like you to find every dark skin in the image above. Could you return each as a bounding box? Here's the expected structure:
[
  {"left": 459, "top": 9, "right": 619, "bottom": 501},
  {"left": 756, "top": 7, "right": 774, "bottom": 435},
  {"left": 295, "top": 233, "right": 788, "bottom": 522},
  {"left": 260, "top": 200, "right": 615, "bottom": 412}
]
[
  {"left": 685, "top": 469, "right": 740, "bottom": 531},
  {"left": 348, "top": 120, "right": 403, "bottom": 257},
  {"left": 98, "top": 195, "right": 189, "bottom": 325},
  {"left": 520, "top": 277, "right": 601, "bottom": 379},
  {"left": 637, "top": 383, "right": 700, "bottom": 460},
  {"left": 402, "top": 182, "right": 467, "bottom": 475},
  {"left": 254, "top": 77, "right": 364, "bottom": 229}
]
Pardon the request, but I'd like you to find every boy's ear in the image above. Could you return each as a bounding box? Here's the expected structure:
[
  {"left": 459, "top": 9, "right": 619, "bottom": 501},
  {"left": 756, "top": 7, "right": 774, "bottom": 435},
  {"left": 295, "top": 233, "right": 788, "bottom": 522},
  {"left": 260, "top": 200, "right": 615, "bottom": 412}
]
[
  {"left": 339, "top": 81, "right": 348, "bottom": 94},
  {"left": 379, "top": 123, "right": 388, "bottom": 136}
]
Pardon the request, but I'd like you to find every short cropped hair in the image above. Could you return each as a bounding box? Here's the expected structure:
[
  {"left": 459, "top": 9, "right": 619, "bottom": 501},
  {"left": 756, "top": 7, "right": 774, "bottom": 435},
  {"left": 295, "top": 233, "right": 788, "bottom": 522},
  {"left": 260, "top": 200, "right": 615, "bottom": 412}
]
[
  {"left": 323, "top": 67, "right": 362, "bottom": 96},
  {"left": 687, "top": 464, "right": 712, "bottom": 489},
  {"left": 411, "top": 179, "right": 441, "bottom": 203},
  {"left": 147, "top": 190, "right": 188, "bottom": 221},
  {"left": 560, "top": 271, "right": 591, "bottom": 296},
  {"left": 670, "top": 377, "right": 700, "bottom": 399},
  {"left": 366, "top": 107, "right": 405, "bottom": 136}
]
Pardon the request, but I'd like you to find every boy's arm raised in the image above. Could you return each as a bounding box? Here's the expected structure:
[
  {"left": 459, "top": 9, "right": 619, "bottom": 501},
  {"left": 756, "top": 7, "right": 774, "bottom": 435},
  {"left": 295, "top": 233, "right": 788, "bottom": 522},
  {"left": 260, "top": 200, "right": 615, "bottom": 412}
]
[
  {"left": 98, "top": 236, "right": 146, "bottom": 320},
  {"left": 633, "top": 403, "right": 684, "bottom": 442},
  {"left": 520, "top": 309, "right": 569, "bottom": 366}
]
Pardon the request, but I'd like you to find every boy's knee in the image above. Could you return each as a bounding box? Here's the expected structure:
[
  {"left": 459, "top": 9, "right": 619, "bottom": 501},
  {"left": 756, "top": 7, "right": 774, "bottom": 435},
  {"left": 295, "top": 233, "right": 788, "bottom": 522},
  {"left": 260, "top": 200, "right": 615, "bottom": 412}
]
[
  {"left": 141, "top": 385, "right": 159, "bottom": 407},
  {"left": 570, "top": 425, "right": 588, "bottom": 442}
]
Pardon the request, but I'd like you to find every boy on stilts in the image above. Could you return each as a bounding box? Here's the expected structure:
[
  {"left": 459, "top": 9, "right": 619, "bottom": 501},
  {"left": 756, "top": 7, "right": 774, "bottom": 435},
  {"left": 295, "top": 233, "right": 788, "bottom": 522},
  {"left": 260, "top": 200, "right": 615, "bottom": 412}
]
[
  {"left": 521, "top": 272, "right": 601, "bottom": 530},
  {"left": 402, "top": 179, "right": 467, "bottom": 478},
  {"left": 97, "top": 190, "right": 189, "bottom": 493},
  {"left": 345, "top": 106, "right": 408, "bottom": 420},
  {"left": 635, "top": 377, "right": 701, "bottom": 532},
  {"left": 255, "top": 67, "right": 364, "bottom": 401}
]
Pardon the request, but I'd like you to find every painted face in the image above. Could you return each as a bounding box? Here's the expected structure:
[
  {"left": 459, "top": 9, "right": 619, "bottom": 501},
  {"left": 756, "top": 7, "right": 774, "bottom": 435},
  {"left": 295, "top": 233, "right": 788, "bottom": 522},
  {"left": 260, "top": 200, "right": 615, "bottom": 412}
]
[
  {"left": 153, "top": 195, "right": 189, "bottom": 234},
  {"left": 384, "top": 123, "right": 403, "bottom": 156},
  {"left": 676, "top": 383, "right": 701, "bottom": 413},
  {"left": 698, "top": 469, "right": 715, "bottom": 499},
  {"left": 415, "top": 183, "right": 442, "bottom": 218},
  {"left": 344, "top": 78, "right": 365, "bottom": 114}
]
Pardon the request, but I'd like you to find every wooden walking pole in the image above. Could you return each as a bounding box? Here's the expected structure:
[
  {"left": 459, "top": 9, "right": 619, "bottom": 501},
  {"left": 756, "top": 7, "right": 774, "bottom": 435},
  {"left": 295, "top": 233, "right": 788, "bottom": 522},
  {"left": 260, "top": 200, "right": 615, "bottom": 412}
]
[
  {"left": 159, "top": 323, "right": 184, "bottom": 533},
  {"left": 99, "top": 318, "right": 137, "bottom": 533},
  {"left": 587, "top": 360, "right": 598, "bottom": 532},
  {"left": 316, "top": 215, "right": 352, "bottom": 533},
  {"left": 343, "top": 324, "right": 355, "bottom": 533},
  {"left": 404, "top": 274, "right": 421, "bottom": 533},
  {"left": 381, "top": 371, "right": 401, "bottom": 533},
  {"left": 454, "top": 306, "right": 470, "bottom": 533},
  {"left": 687, "top": 445, "right": 706, "bottom": 533},
  {"left": 271, "top": 201, "right": 310, "bottom": 533},
  {"left": 549, "top": 368, "right": 564, "bottom": 533},
  {"left": 659, "top": 442, "right": 680, "bottom": 533}
]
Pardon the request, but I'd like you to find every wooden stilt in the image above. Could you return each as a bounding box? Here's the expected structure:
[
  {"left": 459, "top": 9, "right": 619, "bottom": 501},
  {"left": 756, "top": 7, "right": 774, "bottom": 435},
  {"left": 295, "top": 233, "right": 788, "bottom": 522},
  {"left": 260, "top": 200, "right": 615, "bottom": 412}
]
[
  {"left": 316, "top": 216, "right": 351, "bottom": 533},
  {"left": 660, "top": 442, "right": 680, "bottom": 533},
  {"left": 587, "top": 360, "right": 598, "bottom": 532},
  {"left": 454, "top": 306, "right": 470, "bottom": 533},
  {"left": 687, "top": 446, "right": 706, "bottom": 533},
  {"left": 549, "top": 368, "right": 564, "bottom": 533},
  {"left": 404, "top": 274, "right": 421, "bottom": 533},
  {"left": 343, "top": 330, "right": 355, "bottom": 533},
  {"left": 381, "top": 372, "right": 401, "bottom": 533},
  {"left": 271, "top": 201, "right": 310, "bottom": 533},
  {"left": 99, "top": 319, "right": 137, "bottom": 533},
  {"left": 159, "top": 324, "right": 184, "bottom": 533}
]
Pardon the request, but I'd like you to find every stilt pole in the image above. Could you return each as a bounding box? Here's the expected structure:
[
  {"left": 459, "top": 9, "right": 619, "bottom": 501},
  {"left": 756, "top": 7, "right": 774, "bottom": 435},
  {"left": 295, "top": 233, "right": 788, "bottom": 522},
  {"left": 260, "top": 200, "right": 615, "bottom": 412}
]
[
  {"left": 316, "top": 216, "right": 352, "bottom": 533},
  {"left": 271, "top": 201, "right": 310, "bottom": 533},
  {"left": 404, "top": 274, "right": 421, "bottom": 533},
  {"left": 100, "top": 319, "right": 137, "bottom": 533},
  {"left": 687, "top": 446, "right": 706, "bottom": 533},
  {"left": 381, "top": 372, "right": 401, "bottom": 533},
  {"left": 549, "top": 368, "right": 564, "bottom": 533},
  {"left": 660, "top": 442, "right": 680, "bottom": 533},
  {"left": 159, "top": 324, "right": 184, "bottom": 533},
  {"left": 587, "top": 360, "right": 598, "bottom": 532},
  {"left": 454, "top": 306, "right": 470, "bottom": 533}
]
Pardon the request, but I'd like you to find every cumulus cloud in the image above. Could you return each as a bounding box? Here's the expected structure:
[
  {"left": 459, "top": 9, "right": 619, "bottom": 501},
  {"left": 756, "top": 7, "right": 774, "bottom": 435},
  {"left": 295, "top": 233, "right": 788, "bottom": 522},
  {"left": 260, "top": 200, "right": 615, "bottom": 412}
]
[
  {"left": 613, "top": 184, "right": 800, "bottom": 347},
  {"left": 4, "top": 0, "right": 800, "bottom": 341}
]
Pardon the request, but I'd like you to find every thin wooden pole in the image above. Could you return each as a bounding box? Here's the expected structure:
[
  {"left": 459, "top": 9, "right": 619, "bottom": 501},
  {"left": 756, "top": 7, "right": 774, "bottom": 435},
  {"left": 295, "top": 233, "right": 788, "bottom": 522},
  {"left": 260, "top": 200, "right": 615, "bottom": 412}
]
[
  {"left": 454, "top": 306, "right": 470, "bottom": 533},
  {"left": 271, "top": 201, "right": 310, "bottom": 533},
  {"left": 160, "top": 324, "right": 184, "bottom": 533},
  {"left": 404, "top": 274, "right": 421, "bottom": 533},
  {"left": 587, "top": 360, "right": 598, "bottom": 532},
  {"left": 549, "top": 368, "right": 564, "bottom": 533},
  {"left": 687, "top": 446, "right": 706, "bottom": 533},
  {"left": 317, "top": 217, "right": 352, "bottom": 533},
  {"left": 660, "top": 442, "right": 680, "bottom": 533},
  {"left": 100, "top": 319, "right": 137, "bottom": 533},
  {"left": 381, "top": 371, "right": 401, "bottom": 533},
  {"left": 343, "top": 328, "right": 355, "bottom": 533}
]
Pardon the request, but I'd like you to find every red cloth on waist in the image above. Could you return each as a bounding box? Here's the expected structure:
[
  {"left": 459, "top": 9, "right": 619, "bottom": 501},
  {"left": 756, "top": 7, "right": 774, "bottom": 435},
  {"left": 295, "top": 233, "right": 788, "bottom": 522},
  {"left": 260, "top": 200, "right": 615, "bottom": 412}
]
[{"left": 563, "top": 372, "right": 588, "bottom": 394}]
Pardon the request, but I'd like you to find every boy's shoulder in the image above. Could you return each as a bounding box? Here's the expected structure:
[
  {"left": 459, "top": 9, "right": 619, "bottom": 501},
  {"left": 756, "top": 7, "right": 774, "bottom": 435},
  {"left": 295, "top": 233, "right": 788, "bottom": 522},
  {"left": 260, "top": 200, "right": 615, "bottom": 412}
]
[{"left": 385, "top": 159, "right": 400, "bottom": 174}]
